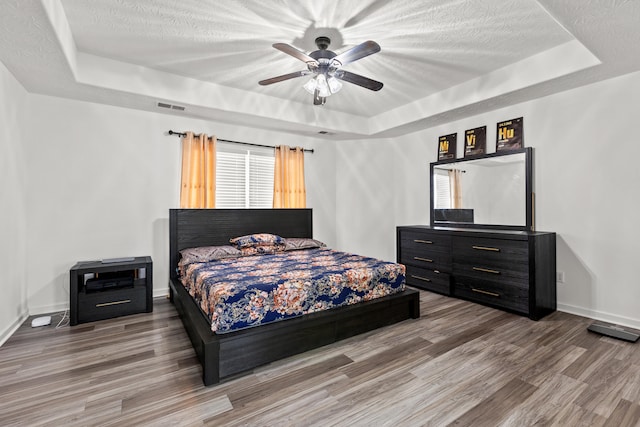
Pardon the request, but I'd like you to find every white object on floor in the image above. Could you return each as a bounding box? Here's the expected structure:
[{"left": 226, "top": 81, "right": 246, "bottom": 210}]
[{"left": 31, "top": 316, "right": 52, "bottom": 327}]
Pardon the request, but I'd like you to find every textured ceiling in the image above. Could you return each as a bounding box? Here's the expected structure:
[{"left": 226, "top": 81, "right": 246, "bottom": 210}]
[
  {"left": 59, "top": 0, "right": 572, "bottom": 116},
  {"left": 0, "top": 1, "right": 639, "bottom": 139}
]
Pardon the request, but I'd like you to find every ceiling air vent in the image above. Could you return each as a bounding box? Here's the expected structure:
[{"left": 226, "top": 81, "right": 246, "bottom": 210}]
[
  {"left": 318, "top": 131, "right": 335, "bottom": 136},
  {"left": 157, "top": 102, "right": 186, "bottom": 111}
]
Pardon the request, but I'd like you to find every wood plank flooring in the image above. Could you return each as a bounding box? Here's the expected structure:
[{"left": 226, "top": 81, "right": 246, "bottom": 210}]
[{"left": 1, "top": 289, "right": 639, "bottom": 426}]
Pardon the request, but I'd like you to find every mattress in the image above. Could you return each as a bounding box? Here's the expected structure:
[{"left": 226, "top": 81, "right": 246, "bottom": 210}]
[{"left": 180, "top": 247, "right": 406, "bottom": 333}]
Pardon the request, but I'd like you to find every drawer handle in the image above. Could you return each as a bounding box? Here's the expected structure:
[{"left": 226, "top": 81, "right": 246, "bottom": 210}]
[
  {"left": 96, "top": 299, "right": 131, "bottom": 307},
  {"left": 472, "top": 245, "right": 500, "bottom": 252},
  {"left": 414, "top": 257, "right": 433, "bottom": 263},
  {"left": 471, "top": 288, "right": 500, "bottom": 297},
  {"left": 473, "top": 267, "right": 501, "bottom": 274},
  {"left": 411, "top": 275, "right": 431, "bottom": 283},
  {"left": 414, "top": 239, "right": 433, "bottom": 244}
]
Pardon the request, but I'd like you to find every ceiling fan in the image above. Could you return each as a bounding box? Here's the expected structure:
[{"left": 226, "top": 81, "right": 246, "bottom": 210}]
[{"left": 259, "top": 36, "right": 383, "bottom": 105}]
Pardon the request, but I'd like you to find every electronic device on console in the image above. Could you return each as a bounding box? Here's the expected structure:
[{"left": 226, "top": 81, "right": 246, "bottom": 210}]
[{"left": 85, "top": 270, "right": 134, "bottom": 292}]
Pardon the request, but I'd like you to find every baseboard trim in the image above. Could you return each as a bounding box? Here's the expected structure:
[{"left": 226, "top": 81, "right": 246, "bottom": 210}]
[
  {"left": 0, "top": 312, "right": 28, "bottom": 347},
  {"left": 28, "top": 303, "right": 69, "bottom": 317},
  {"left": 153, "top": 288, "right": 170, "bottom": 299},
  {"left": 558, "top": 303, "right": 640, "bottom": 330}
]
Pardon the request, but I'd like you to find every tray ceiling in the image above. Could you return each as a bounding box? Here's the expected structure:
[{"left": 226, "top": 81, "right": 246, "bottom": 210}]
[{"left": 0, "top": 0, "right": 638, "bottom": 139}]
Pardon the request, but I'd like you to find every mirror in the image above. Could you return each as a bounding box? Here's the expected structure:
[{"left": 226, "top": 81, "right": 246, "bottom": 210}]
[{"left": 430, "top": 147, "right": 532, "bottom": 231}]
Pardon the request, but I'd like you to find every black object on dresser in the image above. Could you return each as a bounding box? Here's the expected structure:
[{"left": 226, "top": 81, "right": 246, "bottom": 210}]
[
  {"left": 397, "top": 226, "right": 556, "bottom": 320},
  {"left": 70, "top": 256, "right": 153, "bottom": 325}
]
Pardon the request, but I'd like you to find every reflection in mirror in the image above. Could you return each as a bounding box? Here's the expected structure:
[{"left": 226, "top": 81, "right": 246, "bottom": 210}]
[{"left": 432, "top": 151, "right": 528, "bottom": 227}]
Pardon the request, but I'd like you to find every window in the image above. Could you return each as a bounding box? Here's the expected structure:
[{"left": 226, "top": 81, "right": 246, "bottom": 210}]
[{"left": 215, "top": 143, "right": 274, "bottom": 208}]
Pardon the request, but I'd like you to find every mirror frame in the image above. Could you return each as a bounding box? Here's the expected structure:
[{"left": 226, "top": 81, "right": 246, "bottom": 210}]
[{"left": 430, "top": 147, "right": 533, "bottom": 231}]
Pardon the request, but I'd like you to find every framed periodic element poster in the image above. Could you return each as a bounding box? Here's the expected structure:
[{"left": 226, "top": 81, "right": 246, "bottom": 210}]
[
  {"left": 438, "top": 133, "right": 457, "bottom": 160},
  {"left": 464, "top": 126, "right": 486, "bottom": 157},
  {"left": 496, "top": 117, "right": 524, "bottom": 151}
]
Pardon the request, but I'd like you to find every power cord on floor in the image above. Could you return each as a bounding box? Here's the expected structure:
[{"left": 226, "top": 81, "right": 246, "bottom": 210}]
[
  {"left": 55, "top": 309, "right": 69, "bottom": 328},
  {"left": 54, "top": 269, "right": 72, "bottom": 328}
]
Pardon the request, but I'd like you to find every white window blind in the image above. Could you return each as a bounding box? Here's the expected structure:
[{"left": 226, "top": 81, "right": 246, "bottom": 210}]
[
  {"left": 248, "top": 154, "right": 275, "bottom": 208},
  {"left": 215, "top": 143, "right": 274, "bottom": 208},
  {"left": 433, "top": 170, "right": 451, "bottom": 209}
]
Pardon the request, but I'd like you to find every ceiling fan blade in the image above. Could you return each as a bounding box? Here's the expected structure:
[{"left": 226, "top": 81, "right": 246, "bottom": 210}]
[
  {"left": 335, "top": 70, "right": 383, "bottom": 91},
  {"left": 259, "top": 70, "right": 310, "bottom": 86},
  {"left": 332, "top": 40, "right": 380, "bottom": 66},
  {"left": 273, "top": 43, "right": 318, "bottom": 64}
]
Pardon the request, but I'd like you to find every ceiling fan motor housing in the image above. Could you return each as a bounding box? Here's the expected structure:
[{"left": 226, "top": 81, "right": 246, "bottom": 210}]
[
  {"left": 310, "top": 42, "right": 337, "bottom": 61},
  {"left": 315, "top": 36, "right": 331, "bottom": 50},
  {"left": 309, "top": 37, "right": 339, "bottom": 75}
]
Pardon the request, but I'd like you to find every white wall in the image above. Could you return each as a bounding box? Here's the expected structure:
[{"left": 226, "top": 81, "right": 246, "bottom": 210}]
[
  {"left": 335, "top": 139, "right": 397, "bottom": 260},
  {"left": 336, "top": 70, "right": 640, "bottom": 329},
  {"left": 24, "top": 95, "right": 336, "bottom": 314},
  {"left": 305, "top": 137, "right": 337, "bottom": 248},
  {"left": 0, "top": 61, "right": 28, "bottom": 344},
  {"left": 532, "top": 71, "right": 640, "bottom": 328}
]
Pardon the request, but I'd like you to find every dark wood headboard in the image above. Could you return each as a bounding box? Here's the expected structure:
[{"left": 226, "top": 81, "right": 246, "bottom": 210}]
[{"left": 169, "top": 209, "right": 313, "bottom": 279}]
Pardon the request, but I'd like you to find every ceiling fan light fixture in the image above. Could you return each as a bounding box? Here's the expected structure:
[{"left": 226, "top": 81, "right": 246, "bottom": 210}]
[
  {"left": 305, "top": 74, "right": 339, "bottom": 97},
  {"left": 315, "top": 74, "right": 332, "bottom": 97},
  {"left": 327, "top": 76, "right": 343, "bottom": 94},
  {"left": 303, "top": 78, "right": 318, "bottom": 94}
]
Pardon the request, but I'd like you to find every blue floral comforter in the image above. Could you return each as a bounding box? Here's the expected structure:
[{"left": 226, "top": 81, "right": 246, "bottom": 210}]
[{"left": 180, "top": 248, "right": 406, "bottom": 333}]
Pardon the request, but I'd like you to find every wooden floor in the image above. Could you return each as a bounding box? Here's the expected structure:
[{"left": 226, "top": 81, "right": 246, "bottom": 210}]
[{"left": 1, "top": 290, "right": 639, "bottom": 426}]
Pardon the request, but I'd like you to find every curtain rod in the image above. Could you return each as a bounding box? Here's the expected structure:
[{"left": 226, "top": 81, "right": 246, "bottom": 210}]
[
  {"left": 438, "top": 168, "right": 466, "bottom": 173},
  {"left": 167, "top": 130, "right": 314, "bottom": 153}
]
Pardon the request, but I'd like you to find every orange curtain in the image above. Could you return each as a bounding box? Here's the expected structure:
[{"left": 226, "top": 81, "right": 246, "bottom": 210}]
[
  {"left": 448, "top": 169, "right": 463, "bottom": 209},
  {"left": 273, "top": 145, "right": 306, "bottom": 208},
  {"left": 180, "top": 132, "right": 216, "bottom": 208}
]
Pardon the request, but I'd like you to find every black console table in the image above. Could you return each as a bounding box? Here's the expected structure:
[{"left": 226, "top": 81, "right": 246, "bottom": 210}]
[{"left": 70, "top": 256, "right": 153, "bottom": 325}]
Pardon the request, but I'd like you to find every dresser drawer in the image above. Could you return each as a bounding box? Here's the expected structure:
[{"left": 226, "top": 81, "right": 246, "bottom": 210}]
[
  {"left": 453, "top": 237, "right": 528, "bottom": 268},
  {"left": 400, "top": 246, "right": 451, "bottom": 272},
  {"left": 399, "top": 230, "right": 451, "bottom": 254},
  {"left": 453, "top": 236, "right": 529, "bottom": 284},
  {"left": 453, "top": 261, "right": 529, "bottom": 286},
  {"left": 454, "top": 275, "right": 529, "bottom": 314},
  {"left": 406, "top": 265, "right": 451, "bottom": 295},
  {"left": 78, "top": 286, "right": 147, "bottom": 323}
]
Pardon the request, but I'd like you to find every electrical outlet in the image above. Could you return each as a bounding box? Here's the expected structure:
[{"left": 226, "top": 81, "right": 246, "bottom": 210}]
[{"left": 556, "top": 271, "right": 565, "bottom": 283}]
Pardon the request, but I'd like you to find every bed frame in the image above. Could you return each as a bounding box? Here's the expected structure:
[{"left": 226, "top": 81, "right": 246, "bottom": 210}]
[{"left": 169, "top": 208, "right": 420, "bottom": 386}]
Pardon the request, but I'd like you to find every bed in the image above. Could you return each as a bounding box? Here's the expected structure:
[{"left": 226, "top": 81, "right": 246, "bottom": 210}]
[{"left": 169, "top": 208, "right": 420, "bottom": 386}]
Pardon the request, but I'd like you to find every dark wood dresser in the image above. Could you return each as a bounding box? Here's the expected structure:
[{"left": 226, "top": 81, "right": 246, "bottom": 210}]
[{"left": 397, "top": 226, "right": 556, "bottom": 320}]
